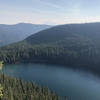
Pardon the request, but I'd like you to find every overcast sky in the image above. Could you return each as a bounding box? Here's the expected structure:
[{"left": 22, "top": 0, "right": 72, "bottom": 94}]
[{"left": 0, "top": 0, "right": 100, "bottom": 25}]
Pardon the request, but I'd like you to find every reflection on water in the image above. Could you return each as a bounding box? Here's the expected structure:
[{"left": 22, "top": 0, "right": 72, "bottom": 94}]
[{"left": 2, "top": 63, "right": 100, "bottom": 100}]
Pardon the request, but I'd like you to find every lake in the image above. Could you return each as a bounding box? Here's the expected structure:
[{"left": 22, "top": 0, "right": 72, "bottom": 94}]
[{"left": 2, "top": 63, "right": 100, "bottom": 100}]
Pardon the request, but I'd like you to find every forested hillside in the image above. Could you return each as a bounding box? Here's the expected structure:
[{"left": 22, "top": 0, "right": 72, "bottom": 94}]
[
  {"left": 26, "top": 22, "right": 100, "bottom": 45},
  {"left": 0, "top": 73, "right": 62, "bottom": 100},
  {"left": 0, "top": 23, "right": 51, "bottom": 46},
  {"left": 1, "top": 23, "right": 100, "bottom": 74},
  {"left": 0, "top": 61, "right": 62, "bottom": 100}
]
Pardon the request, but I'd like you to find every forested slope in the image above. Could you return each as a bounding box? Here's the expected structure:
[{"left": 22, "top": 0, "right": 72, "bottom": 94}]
[
  {"left": 0, "top": 73, "right": 62, "bottom": 100},
  {"left": 1, "top": 23, "right": 100, "bottom": 74},
  {"left": 0, "top": 23, "right": 51, "bottom": 46}
]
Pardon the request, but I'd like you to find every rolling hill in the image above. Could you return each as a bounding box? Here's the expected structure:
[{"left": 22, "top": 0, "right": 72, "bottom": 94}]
[
  {"left": 0, "top": 23, "right": 52, "bottom": 46},
  {"left": 1, "top": 22, "right": 100, "bottom": 74},
  {"left": 25, "top": 22, "right": 100, "bottom": 45}
]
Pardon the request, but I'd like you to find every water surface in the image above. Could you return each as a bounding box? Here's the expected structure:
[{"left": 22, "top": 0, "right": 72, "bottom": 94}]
[{"left": 2, "top": 63, "right": 100, "bottom": 100}]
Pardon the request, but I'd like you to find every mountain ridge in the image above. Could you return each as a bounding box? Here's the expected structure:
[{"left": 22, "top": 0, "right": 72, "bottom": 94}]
[
  {"left": 1, "top": 22, "right": 100, "bottom": 75},
  {"left": 0, "top": 23, "right": 52, "bottom": 46}
]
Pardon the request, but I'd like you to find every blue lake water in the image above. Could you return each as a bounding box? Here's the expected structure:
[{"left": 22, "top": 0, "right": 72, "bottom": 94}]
[{"left": 2, "top": 63, "right": 100, "bottom": 100}]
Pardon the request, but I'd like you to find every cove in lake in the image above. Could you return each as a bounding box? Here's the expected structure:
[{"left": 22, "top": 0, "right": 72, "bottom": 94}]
[{"left": 2, "top": 63, "right": 100, "bottom": 100}]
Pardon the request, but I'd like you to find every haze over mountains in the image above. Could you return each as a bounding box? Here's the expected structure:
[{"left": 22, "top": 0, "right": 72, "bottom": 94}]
[
  {"left": 25, "top": 22, "right": 100, "bottom": 45},
  {"left": 0, "top": 23, "right": 52, "bottom": 46},
  {"left": 1, "top": 22, "right": 100, "bottom": 74}
]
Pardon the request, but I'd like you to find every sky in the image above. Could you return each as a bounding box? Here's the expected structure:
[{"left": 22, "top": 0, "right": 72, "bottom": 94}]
[{"left": 0, "top": 0, "right": 100, "bottom": 25}]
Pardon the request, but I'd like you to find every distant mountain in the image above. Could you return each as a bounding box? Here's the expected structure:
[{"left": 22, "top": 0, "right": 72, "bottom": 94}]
[
  {"left": 1, "top": 22, "right": 100, "bottom": 74},
  {"left": 0, "top": 23, "right": 52, "bottom": 46}
]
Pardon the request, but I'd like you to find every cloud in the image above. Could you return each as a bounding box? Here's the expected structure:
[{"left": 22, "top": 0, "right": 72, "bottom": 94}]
[
  {"left": 1, "top": 0, "right": 100, "bottom": 24},
  {"left": 32, "top": 0, "right": 63, "bottom": 9}
]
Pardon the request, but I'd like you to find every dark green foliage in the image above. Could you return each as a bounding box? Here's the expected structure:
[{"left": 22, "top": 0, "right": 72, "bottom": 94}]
[
  {"left": 1, "top": 23, "right": 100, "bottom": 74},
  {"left": 0, "top": 73, "right": 62, "bottom": 100},
  {"left": 26, "top": 23, "right": 100, "bottom": 45}
]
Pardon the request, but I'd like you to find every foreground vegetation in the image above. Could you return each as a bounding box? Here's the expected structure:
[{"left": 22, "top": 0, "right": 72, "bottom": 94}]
[
  {"left": 0, "top": 61, "right": 64, "bottom": 100},
  {"left": 1, "top": 23, "right": 99, "bottom": 99},
  {"left": 0, "top": 73, "right": 62, "bottom": 100}
]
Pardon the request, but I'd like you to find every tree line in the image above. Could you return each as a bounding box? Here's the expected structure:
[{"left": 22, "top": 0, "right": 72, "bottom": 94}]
[{"left": 0, "top": 39, "right": 100, "bottom": 75}]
